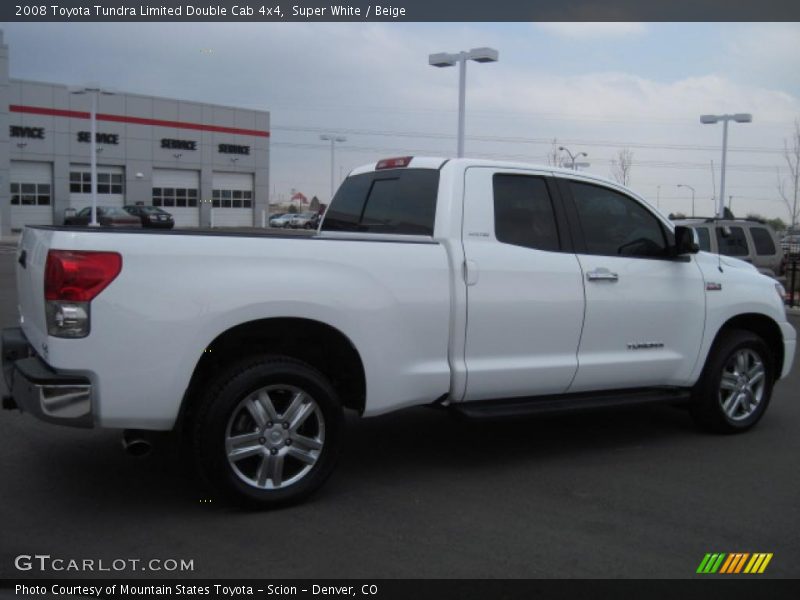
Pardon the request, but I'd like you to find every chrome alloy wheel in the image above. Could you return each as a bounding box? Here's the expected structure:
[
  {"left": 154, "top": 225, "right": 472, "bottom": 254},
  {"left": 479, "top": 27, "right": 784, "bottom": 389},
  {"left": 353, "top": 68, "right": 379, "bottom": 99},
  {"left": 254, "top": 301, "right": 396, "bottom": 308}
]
[
  {"left": 719, "top": 349, "right": 766, "bottom": 422},
  {"left": 225, "top": 385, "right": 325, "bottom": 490}
]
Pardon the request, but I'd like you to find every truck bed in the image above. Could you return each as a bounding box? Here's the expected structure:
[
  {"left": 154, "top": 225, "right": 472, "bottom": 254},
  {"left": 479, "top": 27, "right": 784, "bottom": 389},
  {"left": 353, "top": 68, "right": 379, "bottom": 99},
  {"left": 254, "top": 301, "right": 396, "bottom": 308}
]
[{"left": 14, "top": 224, "right": 453, "bottom": 428}]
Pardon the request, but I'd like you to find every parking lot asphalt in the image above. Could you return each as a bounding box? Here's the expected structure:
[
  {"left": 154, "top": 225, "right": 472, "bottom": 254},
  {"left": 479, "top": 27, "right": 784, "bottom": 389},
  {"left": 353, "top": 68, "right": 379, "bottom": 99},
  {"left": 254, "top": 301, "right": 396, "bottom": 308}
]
[{"left": 0, "top": 250, "right": 798, "bottom": 580}]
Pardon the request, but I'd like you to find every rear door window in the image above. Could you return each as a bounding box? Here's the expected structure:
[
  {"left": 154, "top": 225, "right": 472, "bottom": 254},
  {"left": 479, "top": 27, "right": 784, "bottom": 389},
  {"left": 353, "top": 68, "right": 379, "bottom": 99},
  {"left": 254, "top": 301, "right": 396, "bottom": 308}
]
[
  {"left": 749, "top": 227, "right": 776, "bottom": 255},
  {"left": 321, "top": 169, "right": 439, "bottom": 235},
  {"left": 716, "top": 226, "right": 749, "bottom": 257},
  {"left": 493, "top": 174, "right": 560, "bottom": 251}
]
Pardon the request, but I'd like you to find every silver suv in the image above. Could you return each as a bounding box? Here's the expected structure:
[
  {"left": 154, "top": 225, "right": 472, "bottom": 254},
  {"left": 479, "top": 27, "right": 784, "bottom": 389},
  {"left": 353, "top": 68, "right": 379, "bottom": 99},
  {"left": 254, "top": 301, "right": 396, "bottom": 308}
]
[{"left": 673, "top": 217, "right": 784, "bottom": 280}]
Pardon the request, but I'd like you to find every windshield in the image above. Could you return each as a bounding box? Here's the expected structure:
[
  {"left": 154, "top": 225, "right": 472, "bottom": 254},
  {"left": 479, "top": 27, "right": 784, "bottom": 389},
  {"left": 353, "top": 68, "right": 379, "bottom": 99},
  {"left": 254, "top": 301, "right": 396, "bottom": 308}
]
[{"left": 140, "top": 206, "right": 168, "bottom": 215}]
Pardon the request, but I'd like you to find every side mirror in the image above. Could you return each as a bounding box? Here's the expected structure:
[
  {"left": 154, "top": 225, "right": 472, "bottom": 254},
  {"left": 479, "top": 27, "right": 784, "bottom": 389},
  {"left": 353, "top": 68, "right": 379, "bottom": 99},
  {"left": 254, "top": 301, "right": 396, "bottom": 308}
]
[{"left": 674, "top": 226, "right": 700, "bottom": 255}]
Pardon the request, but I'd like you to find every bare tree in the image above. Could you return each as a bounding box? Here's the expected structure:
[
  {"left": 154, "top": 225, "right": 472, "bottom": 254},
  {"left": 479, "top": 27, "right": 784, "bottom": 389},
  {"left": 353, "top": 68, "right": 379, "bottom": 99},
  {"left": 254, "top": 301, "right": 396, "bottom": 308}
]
[
  {"left": 545, "top": 138, "right": 561, "bottom": 167},
  {"left": 610, "top": 148, "right": 634, "bottom": 186},
  {"left": 778, "top": 119, "right": 800, "bottom": 230}
]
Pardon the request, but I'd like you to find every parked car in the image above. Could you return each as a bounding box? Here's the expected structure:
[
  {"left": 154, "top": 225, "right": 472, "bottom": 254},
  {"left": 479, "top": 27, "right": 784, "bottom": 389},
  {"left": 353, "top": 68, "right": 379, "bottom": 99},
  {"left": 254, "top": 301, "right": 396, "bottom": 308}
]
[
  {"left": 123, "top": 205, "right": 175, "bottom": 229},
  {"left": 673, "top": 217, "right": 785, "bottom": 280},
  {"left": 290, "top": 211, "right": 319, "bottom": 229},
  {"left": 781, "top": 234, "right": 800, "bottom": 256},
  {"left": 64, "top": 206, "right": 142, "bottom": 228},
  {"left": 269, "top": 213, "right": 294, "bottom": 228},
  {"left": 268, "top": 212, "right": 285, "bottom": 226},
  {"left": 4, "top": 157, "right": 795, "bottom": 507}
]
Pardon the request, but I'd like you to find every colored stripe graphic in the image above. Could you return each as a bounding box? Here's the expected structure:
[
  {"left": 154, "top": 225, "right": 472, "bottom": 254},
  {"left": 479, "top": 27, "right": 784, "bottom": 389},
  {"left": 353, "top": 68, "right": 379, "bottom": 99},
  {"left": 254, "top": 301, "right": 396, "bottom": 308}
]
[
  {"left": 9, "top": 104, "right": 270, "bottom": 138},
  {"left": 697, "top": 553, "right": 726, "bottom": 573},
  {"left": 759, "top": 554, "right": 773, "bottom": 573},
  {"left": 720, "top": 553, "right": 750, "bottom": 574},
  {"left": 698, "top": 552, "right": 773, "bottom": 574}
]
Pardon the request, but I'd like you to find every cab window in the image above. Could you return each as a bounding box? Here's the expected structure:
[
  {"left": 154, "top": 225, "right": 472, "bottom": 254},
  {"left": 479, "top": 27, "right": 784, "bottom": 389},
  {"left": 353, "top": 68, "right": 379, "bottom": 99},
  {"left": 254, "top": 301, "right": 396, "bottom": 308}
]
[
  {"left": 322, "top": 169, "right": 439, "bottom": 235},
  {"left": 716, "top": 226, "right": 749, "bottom": 257},
  {"left": 493, "top": 174, "right": 560, "bottom": 252}
]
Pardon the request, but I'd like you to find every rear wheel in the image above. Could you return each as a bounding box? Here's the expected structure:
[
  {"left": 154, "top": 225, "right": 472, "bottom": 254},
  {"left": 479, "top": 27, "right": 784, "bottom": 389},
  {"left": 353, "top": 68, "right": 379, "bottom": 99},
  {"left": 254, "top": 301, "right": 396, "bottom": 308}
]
[
  {"left": 690, "top": 329, "right": 774, "bottom": 433},
  {"left": 193, "top": 356, "right": 343, "bottom": 507}
]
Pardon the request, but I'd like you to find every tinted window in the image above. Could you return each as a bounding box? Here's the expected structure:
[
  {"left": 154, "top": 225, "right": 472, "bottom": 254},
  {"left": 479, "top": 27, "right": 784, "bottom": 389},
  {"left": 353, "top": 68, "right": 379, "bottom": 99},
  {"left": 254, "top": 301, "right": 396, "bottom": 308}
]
[
  {"left": 695, "top": 227, "right": 711, "bottom": 251},
  {"left": 322, "top": 169, "right": 439, "bottom": 235},
  {"left": 493, "top": 174, "right": 560, "bottom": 251},
  {"left": 570, "top": 182, "right": 667, "bottom": 258},
  {"left": 750, "top": 227, "right": 776, "bottom": 255},
  {"left": 716, "top": 226, "right": 749, "bottom": 257}
]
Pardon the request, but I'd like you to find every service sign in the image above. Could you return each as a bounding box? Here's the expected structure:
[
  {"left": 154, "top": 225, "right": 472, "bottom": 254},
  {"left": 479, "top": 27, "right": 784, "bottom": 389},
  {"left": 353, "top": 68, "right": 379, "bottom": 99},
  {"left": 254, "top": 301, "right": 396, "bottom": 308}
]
[
  {"left": 77, "top": 131, "right": 120, "bottom": 145},
  {"left": 10, "top": 126, "right": 45, "bottom": 139}
]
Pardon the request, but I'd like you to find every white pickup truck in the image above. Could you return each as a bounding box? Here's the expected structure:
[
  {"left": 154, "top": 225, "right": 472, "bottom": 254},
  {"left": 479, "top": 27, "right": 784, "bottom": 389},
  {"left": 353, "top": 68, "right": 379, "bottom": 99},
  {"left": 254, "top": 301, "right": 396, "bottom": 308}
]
[{"left": 2, "top": 156, "right": 796, "bottom": 506}]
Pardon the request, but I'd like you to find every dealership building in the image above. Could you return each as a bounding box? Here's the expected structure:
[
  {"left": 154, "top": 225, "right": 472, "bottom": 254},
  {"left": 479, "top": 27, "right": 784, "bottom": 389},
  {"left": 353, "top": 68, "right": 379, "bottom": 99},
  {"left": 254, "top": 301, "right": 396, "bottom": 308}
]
[{"left": 0, "top": 31, "right": 270, "bottom": 237}]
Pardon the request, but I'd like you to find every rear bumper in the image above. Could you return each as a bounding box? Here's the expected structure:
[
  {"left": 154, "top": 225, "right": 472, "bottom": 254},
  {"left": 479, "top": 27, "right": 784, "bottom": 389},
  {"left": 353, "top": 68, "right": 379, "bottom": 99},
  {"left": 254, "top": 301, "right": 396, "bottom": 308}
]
[{"left": 1, "top": 327, "right": 93, "bottom": 428}]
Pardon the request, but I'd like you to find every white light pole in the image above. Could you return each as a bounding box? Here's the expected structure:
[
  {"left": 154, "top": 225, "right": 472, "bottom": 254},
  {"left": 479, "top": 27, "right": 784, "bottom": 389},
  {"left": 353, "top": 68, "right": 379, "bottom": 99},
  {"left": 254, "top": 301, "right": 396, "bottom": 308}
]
[
  {"left": 429, "top": 47, "right": 498, "bottom": 158},
  {"left": 320, "top": 135, "right": 346, "bottom": 202},
  {"left": 558, "top": 146, "right": 588, "bottom": 170},
  {"left": 677, "top": 184, "right": 696, "bottom": 217},
  {"left": 70, "top": 85, "right": 115, "bottom": 226},
  {"left": 700, "top": 113, "right": 752, "bottom": 218}
]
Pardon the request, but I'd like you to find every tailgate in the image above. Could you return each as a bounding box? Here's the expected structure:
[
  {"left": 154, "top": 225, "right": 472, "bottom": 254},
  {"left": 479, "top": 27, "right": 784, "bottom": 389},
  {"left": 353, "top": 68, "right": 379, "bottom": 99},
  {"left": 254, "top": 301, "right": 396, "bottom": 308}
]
[{"left": 15, "top": 227, "right": 53, "bottom": 358}]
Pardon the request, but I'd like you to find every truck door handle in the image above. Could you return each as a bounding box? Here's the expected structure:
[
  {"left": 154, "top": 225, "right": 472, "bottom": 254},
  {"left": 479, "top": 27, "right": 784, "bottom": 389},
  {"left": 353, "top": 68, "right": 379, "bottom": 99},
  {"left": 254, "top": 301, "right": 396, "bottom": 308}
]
[{"left": 586, "top": 268, "right": 619, "bottom": 282}]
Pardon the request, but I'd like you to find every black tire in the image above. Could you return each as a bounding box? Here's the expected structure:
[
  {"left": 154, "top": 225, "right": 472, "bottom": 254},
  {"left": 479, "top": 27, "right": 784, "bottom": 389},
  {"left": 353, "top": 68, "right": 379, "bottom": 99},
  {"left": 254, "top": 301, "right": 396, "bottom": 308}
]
[
  {"left": 193, "top": 355, "right": 343, "bottom": 507},
  {"left": 690, "top": 329, "right": 774, "bottom": 434}
]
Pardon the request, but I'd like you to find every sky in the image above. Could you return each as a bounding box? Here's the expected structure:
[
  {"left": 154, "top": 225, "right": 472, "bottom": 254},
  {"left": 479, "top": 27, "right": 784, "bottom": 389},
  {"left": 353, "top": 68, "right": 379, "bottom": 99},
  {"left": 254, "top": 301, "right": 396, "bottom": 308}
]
[{"left": 2, "top": 21, "right": 799, "bottom": 220}]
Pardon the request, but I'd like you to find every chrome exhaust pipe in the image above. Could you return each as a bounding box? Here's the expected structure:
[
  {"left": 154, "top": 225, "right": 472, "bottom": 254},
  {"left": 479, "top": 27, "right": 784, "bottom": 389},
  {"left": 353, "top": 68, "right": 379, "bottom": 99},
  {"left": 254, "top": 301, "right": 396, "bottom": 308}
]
[{"left": 122, "top": 429, "right": 152, "bottom": 457}]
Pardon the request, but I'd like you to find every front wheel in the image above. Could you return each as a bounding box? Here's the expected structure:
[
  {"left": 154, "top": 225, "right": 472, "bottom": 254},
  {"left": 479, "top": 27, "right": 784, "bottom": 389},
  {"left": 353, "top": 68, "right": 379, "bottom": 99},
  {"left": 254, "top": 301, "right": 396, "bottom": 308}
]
[
  {"left": 690, "top": 329, "right": 774, "bottom": 433},
  {"left": 193, "top": 356, "right": 343, "bottom": 507}
]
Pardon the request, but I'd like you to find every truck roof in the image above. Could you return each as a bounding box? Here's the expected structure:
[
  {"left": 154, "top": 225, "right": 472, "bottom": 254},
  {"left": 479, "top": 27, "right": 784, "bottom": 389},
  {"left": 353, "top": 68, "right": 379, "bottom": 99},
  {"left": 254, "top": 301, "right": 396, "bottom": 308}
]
[{"left": 348, "top": 156, "right": 633, "bottom": 193}]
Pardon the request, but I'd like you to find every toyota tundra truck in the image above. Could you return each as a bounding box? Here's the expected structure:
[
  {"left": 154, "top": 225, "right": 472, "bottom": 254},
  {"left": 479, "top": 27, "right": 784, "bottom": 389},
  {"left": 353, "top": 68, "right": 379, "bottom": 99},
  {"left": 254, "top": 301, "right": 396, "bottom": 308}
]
[{"left": 2, "top": 157, "right": 796, "bottom": 506}]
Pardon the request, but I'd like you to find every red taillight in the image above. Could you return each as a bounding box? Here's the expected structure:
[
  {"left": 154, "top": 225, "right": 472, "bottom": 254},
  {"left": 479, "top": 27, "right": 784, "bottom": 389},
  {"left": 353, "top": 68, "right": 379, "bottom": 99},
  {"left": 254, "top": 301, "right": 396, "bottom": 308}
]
[
  {"left": 376, "top": 156, "right": 413, "bottom": 170},
  {"left": 45, "top": 250, "right": 122, "bottom": 301}
]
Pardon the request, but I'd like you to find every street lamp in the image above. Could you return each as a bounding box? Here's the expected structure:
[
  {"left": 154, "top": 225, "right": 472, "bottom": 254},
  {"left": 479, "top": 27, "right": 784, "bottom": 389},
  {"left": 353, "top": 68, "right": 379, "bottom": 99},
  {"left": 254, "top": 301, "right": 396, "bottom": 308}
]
[
  {"left": 429, "top": 47, "right": 499, "bottom": 158},
  {"left": 70, "top": 85, "right": 115, "bottom": 227},
  {"left": 320, "top": 135, "right": 346, "bottom": 202},
  {"left": 558, "top": 146, "right": 588, "bottom": 170},
  {"left": 677, "top": 184, "right": 696, "bottom": 217},
  {"left": 700, "top": 113, "right": 752, "bottom": 218}
]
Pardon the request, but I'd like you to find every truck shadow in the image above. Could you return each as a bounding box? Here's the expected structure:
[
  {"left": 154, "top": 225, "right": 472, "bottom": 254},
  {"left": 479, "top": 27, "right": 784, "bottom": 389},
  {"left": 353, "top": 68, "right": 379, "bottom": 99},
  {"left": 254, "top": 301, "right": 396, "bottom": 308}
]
[
  {"left": 15, "top": 402, "right": 697, "bottom": 511},
  {"left": 340, "top": 403, "right": 696, "bottom": 476}
]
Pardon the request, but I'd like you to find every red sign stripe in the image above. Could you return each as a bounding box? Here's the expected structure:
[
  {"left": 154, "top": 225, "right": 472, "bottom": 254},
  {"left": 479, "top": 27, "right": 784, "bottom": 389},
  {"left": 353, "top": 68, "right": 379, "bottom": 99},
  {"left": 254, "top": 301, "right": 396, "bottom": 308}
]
[{"left": 9, "top": 104, "right": 270, "bottom": 138}]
